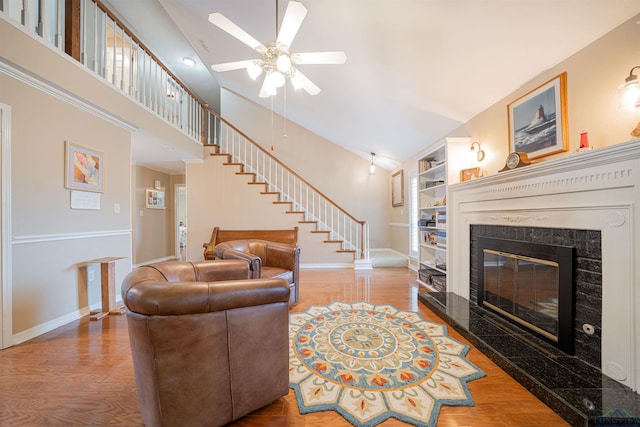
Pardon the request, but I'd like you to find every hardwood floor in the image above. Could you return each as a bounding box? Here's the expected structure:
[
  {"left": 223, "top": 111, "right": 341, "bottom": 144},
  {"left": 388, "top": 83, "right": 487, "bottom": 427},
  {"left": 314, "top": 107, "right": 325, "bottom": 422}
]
[{"left": 0, "top": 268, "right": 569, "bottom": 426}]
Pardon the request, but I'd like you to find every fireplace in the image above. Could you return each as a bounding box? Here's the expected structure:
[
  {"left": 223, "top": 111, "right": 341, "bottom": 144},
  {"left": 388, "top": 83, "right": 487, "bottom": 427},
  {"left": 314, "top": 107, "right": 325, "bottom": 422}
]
[
  {"left": 447, "top": 140, "right": 639, "bottom": 388},
  {"left": 470, "top": 225, "right": 601, "bottom": 367},
  {"left": 477, "top": 236, "right": 575, "bottom": 354}
]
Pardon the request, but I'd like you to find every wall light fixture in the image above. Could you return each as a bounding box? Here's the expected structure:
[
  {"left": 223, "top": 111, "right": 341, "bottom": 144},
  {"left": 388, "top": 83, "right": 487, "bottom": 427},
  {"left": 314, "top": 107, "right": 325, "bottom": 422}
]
[
  {"left": 619, "top": 66, "right": 640, "bottom": 111},
  {"left": 470, "top": 141, "right": 485, "bottom": 162}
]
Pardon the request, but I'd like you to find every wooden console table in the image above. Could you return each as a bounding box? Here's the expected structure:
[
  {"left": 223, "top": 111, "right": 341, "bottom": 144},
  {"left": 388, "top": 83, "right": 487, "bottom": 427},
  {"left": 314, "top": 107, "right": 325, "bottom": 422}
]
[{"left": 88, "top": 257, "right": 126, "bottom": 321}]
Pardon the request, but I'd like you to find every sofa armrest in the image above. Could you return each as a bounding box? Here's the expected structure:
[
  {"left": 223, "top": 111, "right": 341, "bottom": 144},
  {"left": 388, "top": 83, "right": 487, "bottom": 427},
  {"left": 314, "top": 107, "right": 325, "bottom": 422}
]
[
  {"left": 202, "top": 228, "right": 219, "bottom": 260},
  {"left": 215, "top": 246, "right": 262, "bottom": 279},
  {"left": 123, "top": 277, "right": 290, "bottom": 316},
  {"left": 265, "top": 241, "right": 300, "bottom": 272},
  {"left": 191, "top": 260, "right": 251, "bottom": 281},
  {"left": 203, "top": 242, "right": 214, "bottom": 260}
]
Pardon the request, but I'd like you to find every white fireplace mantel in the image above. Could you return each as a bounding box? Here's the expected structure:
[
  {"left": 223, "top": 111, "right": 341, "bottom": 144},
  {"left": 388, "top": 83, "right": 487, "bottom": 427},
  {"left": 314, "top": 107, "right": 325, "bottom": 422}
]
[{"left": 447, "top": 138, "right": 640, "bottom": 390}]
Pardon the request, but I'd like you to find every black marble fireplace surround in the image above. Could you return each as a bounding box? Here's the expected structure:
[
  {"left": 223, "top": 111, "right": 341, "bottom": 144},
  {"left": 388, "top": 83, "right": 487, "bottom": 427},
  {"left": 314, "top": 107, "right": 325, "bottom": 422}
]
[
  {"left": 472, "top": 225, "right": 601, "bottom": 368},
  {"left": 418, "top": 225, "right": 640, "bottom": 426}
]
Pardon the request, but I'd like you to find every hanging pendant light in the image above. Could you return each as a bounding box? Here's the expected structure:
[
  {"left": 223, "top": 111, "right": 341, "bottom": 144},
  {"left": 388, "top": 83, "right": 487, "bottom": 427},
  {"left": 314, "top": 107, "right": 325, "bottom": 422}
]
[{"left": 369, "top": 152, "right": 376, "bottom": 175}]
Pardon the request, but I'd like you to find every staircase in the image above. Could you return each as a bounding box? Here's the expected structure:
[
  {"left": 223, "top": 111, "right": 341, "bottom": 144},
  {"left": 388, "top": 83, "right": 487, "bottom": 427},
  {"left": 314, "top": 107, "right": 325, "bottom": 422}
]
[{"left": 203, "top": 114, "right": 370, "bottom": 267}]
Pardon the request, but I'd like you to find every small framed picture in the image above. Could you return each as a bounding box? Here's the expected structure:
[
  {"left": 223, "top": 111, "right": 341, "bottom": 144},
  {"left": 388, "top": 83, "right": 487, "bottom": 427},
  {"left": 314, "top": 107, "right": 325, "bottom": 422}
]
[
  {"left": 507, "top": 72, "right": 568, "bottom": 160},
  {"left": 146, "top": 188, "right": 165, "bottom": 209},
  {"left": 65, "top": 141, "right": 104, "bottom": 192},
  {"left": 460, "top": 167, "right": 480, "bottom": 182}
]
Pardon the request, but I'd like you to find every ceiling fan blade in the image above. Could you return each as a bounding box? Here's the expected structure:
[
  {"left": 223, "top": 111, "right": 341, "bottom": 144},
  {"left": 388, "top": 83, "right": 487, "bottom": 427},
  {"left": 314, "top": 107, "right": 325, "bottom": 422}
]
[
  {"left": 291, "top": 70, "right": 320, "bottom": 96},
  {"left": 210, "top": 59, "right": 255, "bottom": 72},
  {"left": 296, "top": 51, "right": 347, "bottom": 65},
  {"left": 208, "top": 12, "right": 265, "bottom": 51},
  {"left": 276, "top": 1, "right": 307, "bottom": 48}
]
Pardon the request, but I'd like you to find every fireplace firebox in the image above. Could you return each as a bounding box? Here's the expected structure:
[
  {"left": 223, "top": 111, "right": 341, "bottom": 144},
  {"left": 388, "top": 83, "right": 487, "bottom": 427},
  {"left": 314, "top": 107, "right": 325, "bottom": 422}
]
[{"left": 477, "top": 237, "right": 575, "bottom": 354}]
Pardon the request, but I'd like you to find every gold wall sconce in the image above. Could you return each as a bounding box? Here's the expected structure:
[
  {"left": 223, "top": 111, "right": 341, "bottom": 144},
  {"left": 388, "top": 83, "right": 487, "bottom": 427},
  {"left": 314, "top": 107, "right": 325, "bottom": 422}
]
[{"left": 470, "top": 141, "right": 485, "bottom": 162}]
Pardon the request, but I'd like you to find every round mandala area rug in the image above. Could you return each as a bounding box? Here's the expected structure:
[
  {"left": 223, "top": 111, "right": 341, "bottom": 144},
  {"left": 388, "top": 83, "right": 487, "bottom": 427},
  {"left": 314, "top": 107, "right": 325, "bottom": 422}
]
[{"left": 289, "top": 302, "right": 485, "bottom": 427}]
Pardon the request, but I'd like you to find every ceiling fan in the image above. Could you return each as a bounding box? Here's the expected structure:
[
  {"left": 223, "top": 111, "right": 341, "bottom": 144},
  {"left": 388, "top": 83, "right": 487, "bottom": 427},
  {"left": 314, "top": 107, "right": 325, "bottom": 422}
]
[{"left": 208, "top": 1, "right": 346, "bottom": 98}]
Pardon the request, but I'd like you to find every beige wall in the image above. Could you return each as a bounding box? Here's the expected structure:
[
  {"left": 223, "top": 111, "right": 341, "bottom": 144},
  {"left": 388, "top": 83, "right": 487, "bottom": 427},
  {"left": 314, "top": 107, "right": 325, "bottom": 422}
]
[
  {"left": 389, "top": 13, "right": 640, "bottom": 258},
  {"left": 186, "top": 155, "right": 355, "bottom": 265},
  {"left": 451, "top": 13, "right": 640, "bottom": 177},
  {"left": 220, "top": 89, "right": 391, "bottom": 249},
  {"left": 2, "top": 72, "right": 132, "bottom": 338}
]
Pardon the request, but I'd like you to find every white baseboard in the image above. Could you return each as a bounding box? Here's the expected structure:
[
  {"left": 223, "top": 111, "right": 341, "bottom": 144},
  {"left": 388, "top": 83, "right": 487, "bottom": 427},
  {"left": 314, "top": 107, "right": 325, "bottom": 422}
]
[
  {"left": 12, "top": 307, "right": 91, "bottom": 346},
  {"left": 300, "top": 263, "right": 354, "bottom": 269},
  {"left": 354, "top": 259, "right": 373, "bottom": 270}
]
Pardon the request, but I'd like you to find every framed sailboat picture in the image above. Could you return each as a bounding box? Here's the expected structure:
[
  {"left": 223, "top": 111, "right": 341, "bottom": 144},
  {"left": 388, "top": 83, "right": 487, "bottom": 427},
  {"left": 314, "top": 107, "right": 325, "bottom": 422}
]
[{"left": 508, "top": 72, "right": 568, "bottom": 160}]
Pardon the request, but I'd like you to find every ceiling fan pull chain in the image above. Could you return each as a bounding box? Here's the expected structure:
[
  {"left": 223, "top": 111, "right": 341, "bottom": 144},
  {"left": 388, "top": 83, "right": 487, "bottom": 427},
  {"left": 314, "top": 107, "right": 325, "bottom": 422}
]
[
  {"left": 284, "top": 84, "right": 288, "bottom": 139},
  {"left": 271, "top": 96, "right": 275, "bottom": 151},
  {"left": 275, "top": 0, "right": 279, "bottom": 39}
]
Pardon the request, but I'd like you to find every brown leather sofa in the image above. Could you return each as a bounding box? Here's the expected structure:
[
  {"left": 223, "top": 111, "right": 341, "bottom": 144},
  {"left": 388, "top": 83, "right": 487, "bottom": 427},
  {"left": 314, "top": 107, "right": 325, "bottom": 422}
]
[
  {"left": 121, "top": 260, "right": 290, "bottom": 427},
  {"left": 203, "top": 227, "right": 300, "bottom": 306}
]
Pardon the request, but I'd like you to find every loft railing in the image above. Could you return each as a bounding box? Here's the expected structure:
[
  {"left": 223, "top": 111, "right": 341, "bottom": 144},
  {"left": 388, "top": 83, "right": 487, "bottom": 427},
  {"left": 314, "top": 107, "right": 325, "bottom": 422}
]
[
  {"left": 1, "top": 0, "right": 204, "bottom": 142},
  {"left": 2, "top": 0, "right": 369, "bottom": 261},
  {"left": 207, "top": 112, "right": 369, "bottom": 260},
  {"left": 1, "top": 0, "right": 65, "bottom": 47}
]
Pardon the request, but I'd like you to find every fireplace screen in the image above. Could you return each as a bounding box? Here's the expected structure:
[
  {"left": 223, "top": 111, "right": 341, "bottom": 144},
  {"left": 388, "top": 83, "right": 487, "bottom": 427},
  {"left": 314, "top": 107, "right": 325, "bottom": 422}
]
[
  {"left": 483, "top": 249, "right": 559, "bottom": 341},
  {"left": 477, "top": 237, "right": 575, "bottom": 354}
]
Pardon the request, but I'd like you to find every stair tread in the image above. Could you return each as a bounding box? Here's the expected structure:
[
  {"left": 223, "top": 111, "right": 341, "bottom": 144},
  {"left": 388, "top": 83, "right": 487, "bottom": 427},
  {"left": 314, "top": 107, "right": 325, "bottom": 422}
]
[{"left": 217, "top": 152, "right": 359, "bottom": 262}]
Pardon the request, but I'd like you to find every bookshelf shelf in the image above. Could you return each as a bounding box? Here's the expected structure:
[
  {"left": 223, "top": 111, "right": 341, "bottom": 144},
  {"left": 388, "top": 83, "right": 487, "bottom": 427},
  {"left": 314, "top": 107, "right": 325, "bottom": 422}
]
[{"left": 417, "top": 144, "right": 447, "bottom": 292}]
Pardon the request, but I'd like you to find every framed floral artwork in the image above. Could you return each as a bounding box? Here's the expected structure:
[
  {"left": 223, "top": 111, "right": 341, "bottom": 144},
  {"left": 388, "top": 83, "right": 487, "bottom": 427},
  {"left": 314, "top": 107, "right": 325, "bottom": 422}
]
[
  {"left": 507, "top": 72, "right": 568, "bottom": 160},
  {"left": 65, "top": 141, "right": 104, "bottom": 192}
]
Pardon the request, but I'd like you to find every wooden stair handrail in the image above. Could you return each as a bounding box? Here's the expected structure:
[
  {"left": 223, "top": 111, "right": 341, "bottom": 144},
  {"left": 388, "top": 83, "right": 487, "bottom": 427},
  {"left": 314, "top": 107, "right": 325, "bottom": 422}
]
[{"left": 207, "top": 108, "right": 366, "bottom": 227}]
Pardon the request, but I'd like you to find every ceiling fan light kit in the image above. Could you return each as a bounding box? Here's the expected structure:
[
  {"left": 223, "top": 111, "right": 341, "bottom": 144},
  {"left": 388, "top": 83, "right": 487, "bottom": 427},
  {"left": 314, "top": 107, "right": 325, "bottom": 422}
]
[{"left": 208, "top": 1, "right": 346, "bottom": 98}]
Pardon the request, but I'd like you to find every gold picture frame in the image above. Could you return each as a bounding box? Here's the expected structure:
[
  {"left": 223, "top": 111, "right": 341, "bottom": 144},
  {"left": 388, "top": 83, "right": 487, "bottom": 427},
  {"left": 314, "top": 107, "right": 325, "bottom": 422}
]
[
  {"left": 507, "top": 72, "right": 568, "bottom": 160},
  {"left": 391, "top": 170, "right": 404, "bottom": 207},
  {"left": 460, "top": 167, "right": 480, "bottom": 182}
]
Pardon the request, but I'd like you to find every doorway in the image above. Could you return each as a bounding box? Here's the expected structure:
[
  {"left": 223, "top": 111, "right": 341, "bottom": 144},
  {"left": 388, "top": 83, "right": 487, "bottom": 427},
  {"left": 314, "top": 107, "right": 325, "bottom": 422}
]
[{"left": 175, "top": 185, "right": 186, "bottom": 261}]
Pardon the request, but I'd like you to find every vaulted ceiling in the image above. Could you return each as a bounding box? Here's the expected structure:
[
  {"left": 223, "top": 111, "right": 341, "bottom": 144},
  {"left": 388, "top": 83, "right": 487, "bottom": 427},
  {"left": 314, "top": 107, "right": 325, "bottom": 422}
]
[{"left": 104, "top": 0, "right": 640, "bottom": 171}]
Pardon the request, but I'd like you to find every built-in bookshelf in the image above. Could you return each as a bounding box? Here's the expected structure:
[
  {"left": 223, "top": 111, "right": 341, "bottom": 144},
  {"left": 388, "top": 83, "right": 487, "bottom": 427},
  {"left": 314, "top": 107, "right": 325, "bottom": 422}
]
[{"left": 417, "top": 144, "right": 447, "bottom": 292}]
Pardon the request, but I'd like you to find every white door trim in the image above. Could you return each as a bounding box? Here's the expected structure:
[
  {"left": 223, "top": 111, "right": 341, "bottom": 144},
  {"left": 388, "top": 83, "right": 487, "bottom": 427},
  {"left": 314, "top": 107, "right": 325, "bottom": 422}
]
[{"left": 1, "top": 103, "right": 13, "bottom": 349}]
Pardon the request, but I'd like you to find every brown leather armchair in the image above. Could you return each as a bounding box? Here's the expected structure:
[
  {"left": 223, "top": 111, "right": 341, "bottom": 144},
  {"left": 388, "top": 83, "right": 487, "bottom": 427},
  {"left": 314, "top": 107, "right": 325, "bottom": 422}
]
[
  {"left": 121, "top": 260, "right": 290, "bottom": 427},
  {"left": 213, "top": 239, "right": 300, "bottom": 306}
]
